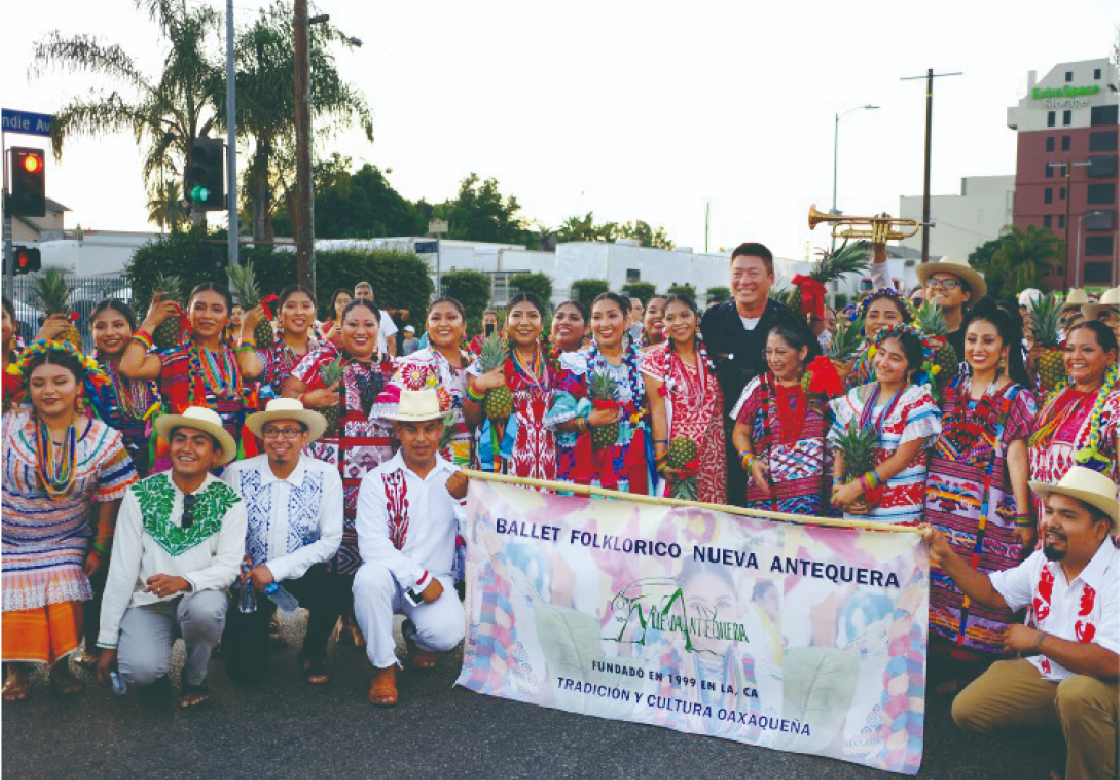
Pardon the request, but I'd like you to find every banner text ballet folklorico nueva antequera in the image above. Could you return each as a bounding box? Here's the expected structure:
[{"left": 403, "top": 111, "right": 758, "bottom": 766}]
[{"left": 456, "top": 478, "right": 929, "bottom": 774}]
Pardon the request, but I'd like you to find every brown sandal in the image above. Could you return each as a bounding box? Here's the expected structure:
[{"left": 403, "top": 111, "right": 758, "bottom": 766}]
[
  {"left": 368, "top": 668, "right": 398, "bottom": 707},
  {"left": 403, "top": 620, "right": 437, "bottom": 670},
  {"left": 2, "top": 670, "right": 30, "bottom": 702}
]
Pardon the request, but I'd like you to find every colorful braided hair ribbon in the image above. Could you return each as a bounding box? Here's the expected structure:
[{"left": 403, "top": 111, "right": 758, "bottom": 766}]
[{"left": 870, "top": 323, "right": 936, "bottom": 390}]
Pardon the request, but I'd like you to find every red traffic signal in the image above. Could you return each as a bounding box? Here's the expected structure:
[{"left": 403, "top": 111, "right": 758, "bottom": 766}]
[
  {"left": 13, "top": 246, "right": 42, "bottom": 275},
  {"left": 7, "top": 147, "right": 46, "bottom": 218}
]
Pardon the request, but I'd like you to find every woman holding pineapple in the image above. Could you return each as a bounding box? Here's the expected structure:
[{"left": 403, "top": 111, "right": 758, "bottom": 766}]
[
  {"left": 1028, "top": 320, "right": 1120, "bottom": 509},
  {"left": 119, "top": 282, "right": 263, "bottom": 465},
  {"left": 922, "top": 298, "right": 1037, "bottom": 688},
  {"left": 284, "top": 298, "right": 397, "bottom": 645},
  {"left": 828, "top": 324, "right": 941, "bottom": 525},
  {"left": 643, "top": 294, "right": 725, "bottom": 504},
  {"left": 730, "top": 316, "right": 830, "bottom": 514},
  {"left": 549, "top": 292, "right": 654, "bottom": 494},
  {"left": 252, "top": 285, "right": 321, "bottom": 400},
  {"left": 466, "top": 292, "right": 561, "bottom": 480}
]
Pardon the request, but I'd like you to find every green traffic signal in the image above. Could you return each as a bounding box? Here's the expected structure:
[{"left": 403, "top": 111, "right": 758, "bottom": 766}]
[{"left": 191, "top": 184, "right": 211, "bottom": 203}]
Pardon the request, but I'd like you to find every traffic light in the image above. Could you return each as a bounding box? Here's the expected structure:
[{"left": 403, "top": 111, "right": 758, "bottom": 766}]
[
  {"left": 189, "top": 138, "right": 225, "bottom": 210},
  {"left": 13, "top": 246, "right": 42, "bottom": 275},
  {"left": 7, "top": 147, "right": 46, "bottom": 217}
]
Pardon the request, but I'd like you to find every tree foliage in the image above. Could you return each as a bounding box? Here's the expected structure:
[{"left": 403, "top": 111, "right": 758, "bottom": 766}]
[
  {"left": 970, "top": 226, "right": 1063, "bottom": 305},
  {"left": 553, "top": 212, "right": 674, "bottom": 249},
  {"left": 440, "top": 270, "right": 492, "bottom": 324},
  {"left": 621, "top": 282, "right": 657, "bottom": 303},
  {"left": 666, "top": 283, "right": 696, "bottom": 299},
  {"left": 705, "top": 286, "right": 731, "bottom": 303},
  {"left": 570, "top": 279, "right": 610, "bottom": 308},
  {"left": 434, "top": 174, "right": 527, "bottom": 245},
  {"left": 508, "top": 273, "right": 553, "bottom": 306}
]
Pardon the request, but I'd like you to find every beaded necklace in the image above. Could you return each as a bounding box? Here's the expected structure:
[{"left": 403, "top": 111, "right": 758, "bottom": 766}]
[
  {"left": 189, "top": 344, "right": 242, "bottom": 400},
  {"left": 35, "top": 420, "right": 77, "bottom": 500},
  {"left": 858, "top": 383, "right": 906, "bottom": 438},
  {"left": 1029, "top": 362, "right": 1118, "bottom": 461},
  {"left": 509, "top": 343, "right": 548, "bottom": 389},
  {"left": 941, "top": 375, "right": 1000, "bottom": 456},
  {"left": 99, "top": 355, "right": 158, "bottom": 422}
]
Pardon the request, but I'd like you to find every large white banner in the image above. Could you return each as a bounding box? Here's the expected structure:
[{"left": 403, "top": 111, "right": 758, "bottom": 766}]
[{"left": 456, "top": 479, "right": 930, "bottom": 774}]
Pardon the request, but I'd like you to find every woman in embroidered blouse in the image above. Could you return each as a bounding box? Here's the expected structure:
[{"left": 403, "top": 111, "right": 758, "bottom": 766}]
[
  {"left": 641, "top": 294, "right": 667, "bottom": 351},
  {"left": 923, "top": 298, "right": 1037, "bottom": 690},
  {"left": 828, "top": 325, "right": 942, "bottom": 525},
  {"left": 255, "top": 285, "right": 320, "bottom": 401},
  {"left": 285, "top": 298, "right": 396, "bottom": 647},
  {"left": 1028, "top": 320, "right": 1120, "bottom": 517},
  {"left": 549, "top": 300, "right": 589, "bottom": 354},
  {"left": 550, "top": 293, "right": 655, "bottom": 494},
  {"left": 118, "top": 283, "right": 264, "bottom": 466},
  {"left": 466, "top": 292, "right": 562, "bottom": 480},
  {"left": 2, "top": 345, "right": 138, "bottom": 701},
  {"left": 837, "top": 288, "right": 916, "bottom": 389},
  {"left": 644, "top": 294, "right": 726, "bottom": 504},
  {"left": 731, "top": 316, "right": 830, "bottom": 514}
]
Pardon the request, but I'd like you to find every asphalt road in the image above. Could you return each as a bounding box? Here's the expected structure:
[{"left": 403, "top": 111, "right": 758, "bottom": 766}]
[{"left": 3, "top": 613, "right": 1066, "bottom": 780}]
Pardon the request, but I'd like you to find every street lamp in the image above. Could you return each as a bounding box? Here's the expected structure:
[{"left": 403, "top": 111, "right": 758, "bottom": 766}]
[{"left": 832, "top": 104, "right": 879, "bottom": 215}]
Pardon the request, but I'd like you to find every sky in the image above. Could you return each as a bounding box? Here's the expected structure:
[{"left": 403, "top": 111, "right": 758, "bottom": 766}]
[{"left": 1, "top": 0, "right": 1117, "bottom": 262}]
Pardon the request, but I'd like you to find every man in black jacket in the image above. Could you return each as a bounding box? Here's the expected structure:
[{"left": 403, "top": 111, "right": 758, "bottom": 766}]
[{"left": 700, "top": 242, "right": 787, "bottom": 506}]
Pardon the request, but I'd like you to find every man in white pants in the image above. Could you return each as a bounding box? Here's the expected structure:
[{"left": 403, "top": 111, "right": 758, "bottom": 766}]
[{"left": 353, "top": 388, "right": 468, "bottom": 706}]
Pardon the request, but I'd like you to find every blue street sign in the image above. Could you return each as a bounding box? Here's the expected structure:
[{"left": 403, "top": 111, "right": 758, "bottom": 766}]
[{"left": 1, "top": 109, "right": 54, "bottom": 137}]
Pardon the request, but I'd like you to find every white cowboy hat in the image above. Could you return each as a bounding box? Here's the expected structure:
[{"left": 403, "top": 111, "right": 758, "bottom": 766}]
[
  {"left": 1029, "top": 466, "right": 1119, "bottom": 530},
  {"left": 154, "top": 406, "right": 239, "bottom": 466},
  {"left": 380, "top": 388, "right": 448, "bottom": 424},
  {"left": 1062, "top": 288, "right": 1090, "bottom": 309},
  {"left": 915, "top": 256, "right": 987, "bottom": 299},
  {"left": 1018, "top": 288, "right": 1042, "bottom": 307},
  {"left": 245, "top": 398, "right": 327, "bottom": 444},
  {"left": 1083, "top": 287, "right": 1120, "bottom": 321}
]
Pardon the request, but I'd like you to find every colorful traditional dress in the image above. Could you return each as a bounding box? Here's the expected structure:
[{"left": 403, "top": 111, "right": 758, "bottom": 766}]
[
  {"left": 925, "top": 377, "right": 1037, "bottom": 657},
  {"left": 550, "top": 344, "right": 655, "bottom": 495},
  {"left": 2, "top": 414, "right": 137, "bottom": 663},
  {"left": 386, "top": 347, "right": 473, "bottom": 467},
  {"left": 844, "top": 345, "right": 875, "bottom": 390},
  {"left": 1028, "top": 374, "right": 1120, "bottom": 507},
  {"left": 292, "top": 345, "right": 397, "bottom": 575},
  {"left": 641, "top": 343, "right": 726, "bottom": 504},
  {"left": 468, "top": 345, "right": 559, "bottom": 481},
  {"left": 255, "top": 335, "right": 320, "bottom": 401},
  {"left": 154, "top": 343, "right": 255, "bottom": 469},
  {"left": 828, "top": 384, "right": 942, "bottom": 525},
  {"left": 732, "top": 374, "right": 831, "bottom": 515},
  {"left": 88, "top": 357, "right": 161, "bottom": 477}
]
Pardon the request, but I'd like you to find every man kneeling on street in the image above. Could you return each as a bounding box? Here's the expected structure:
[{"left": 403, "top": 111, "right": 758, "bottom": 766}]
[
  {"left": 354, "top": 388, "right": 468, "bottom": 706},
  {"left": 222, "top": 399, "right": 344, "bottom": 685},
  {"left": 925, "top": 466, "right": 1119, "bottom": 780},
  {"left": 97, "top": 407, "right": 247, "bottom": 708}
]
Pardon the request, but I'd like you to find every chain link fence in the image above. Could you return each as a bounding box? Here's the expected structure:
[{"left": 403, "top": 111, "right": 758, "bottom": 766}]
[{"left": 7, "top": 273, "right": 132, "bottom": 352}]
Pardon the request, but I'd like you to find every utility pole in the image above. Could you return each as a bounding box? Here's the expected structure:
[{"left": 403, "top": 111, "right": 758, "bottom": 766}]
[
  {"left": 901, "top": 69, "right": 961, "bottom": 265},
  {"left": 293, "top": 0, "right": 315, "bottom": 296},
  {"left": 225, "top": 0, "right": 238, "bottom": 266}
]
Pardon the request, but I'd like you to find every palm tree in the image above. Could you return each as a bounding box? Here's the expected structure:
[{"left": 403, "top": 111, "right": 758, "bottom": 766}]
[
  {"left": 146, "top": 180, "right": 190, "bottom": 232},
  {"left": 31, "top": 0, "right": 224, "bottom": 227},
  {"left": 214, "top": 1, "right": 373, "bottom": 241},
  {"left": 991, "top": 225, "right": 1064, "bottom": 293}
]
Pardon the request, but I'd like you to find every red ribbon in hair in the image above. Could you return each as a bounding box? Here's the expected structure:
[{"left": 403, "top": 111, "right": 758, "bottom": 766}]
[{"left": 791, "top": 275, "right": 827, "bottom": 319}]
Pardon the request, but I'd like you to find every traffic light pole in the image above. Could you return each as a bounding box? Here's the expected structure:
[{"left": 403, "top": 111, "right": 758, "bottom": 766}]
[
  {"left": 2, "top": 128, "right": 12, "bottom": 290},
  {"left": 225, "top": 0, "right": 238, "bottom": 267}
]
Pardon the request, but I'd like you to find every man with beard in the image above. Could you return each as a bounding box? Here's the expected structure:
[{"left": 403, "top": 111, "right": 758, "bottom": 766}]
[{"left": 925, "top": 466, "right": 1118, "bottom": 780}]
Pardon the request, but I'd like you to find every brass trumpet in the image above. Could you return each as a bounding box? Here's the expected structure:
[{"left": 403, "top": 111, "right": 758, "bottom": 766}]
[{"left": 808, "top": 205, "right": 920, "bottom": 243}]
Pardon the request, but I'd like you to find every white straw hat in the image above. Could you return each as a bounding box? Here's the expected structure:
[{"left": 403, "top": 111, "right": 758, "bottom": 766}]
[
  {"left": 1083, "top": 287, "right": 1120, "bottom": 321},
  {"left": 154, "top": 406, "right": 239, "bottom": 466},
  {"left": 915, "top": 256, "right": 987, "bottom": 299},
  {"left": 1029, "top": 466, "right": 1119, "bottom": 529},
  {"left": 380, "top": 388, "right": 448, "bottom": 424},
  {"left": 245, "top": 398, "right": 327, "bottom": 444}
]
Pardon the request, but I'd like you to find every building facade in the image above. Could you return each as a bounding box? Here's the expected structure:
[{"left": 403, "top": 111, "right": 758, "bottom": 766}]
[
  {"left": 1007, "top": 58, "right": 1120, "bottom": 288},
  {"left": 899, "top": 175, "right": 1015, "bottom": 261}
]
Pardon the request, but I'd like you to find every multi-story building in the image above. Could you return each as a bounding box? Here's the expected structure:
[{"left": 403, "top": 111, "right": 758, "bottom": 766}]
[
  {"left": 1007, "top": 58, "right": 1119, "bottom": 289},
  {"left": 899, "top": 175, "right": 1015, "bottom": 261}
]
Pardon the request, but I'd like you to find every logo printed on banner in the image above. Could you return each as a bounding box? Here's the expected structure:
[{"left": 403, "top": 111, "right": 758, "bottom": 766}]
[{"left": 606, "top": 578, "right": 750, "bottom": 653}]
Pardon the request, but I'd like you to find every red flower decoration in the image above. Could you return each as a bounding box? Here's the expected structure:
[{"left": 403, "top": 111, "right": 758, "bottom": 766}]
[{"left": 806, "top": 356, "right": 844, "bottom": 397}]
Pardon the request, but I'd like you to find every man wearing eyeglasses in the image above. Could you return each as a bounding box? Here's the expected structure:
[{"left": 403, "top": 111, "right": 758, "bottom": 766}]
[
  {"left": 96, "top": 407, "right": 247, "bottom": 708},
  {"left": 916, "top": 256, "right": 987, "bottom": 363},
  {"left": 221, "top": 399, "right": 343, "bottom": 686}
]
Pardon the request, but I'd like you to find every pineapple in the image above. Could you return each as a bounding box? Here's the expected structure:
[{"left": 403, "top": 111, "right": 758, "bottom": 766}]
[
  {"left": 226, "top": 261, "right": 275, "bottom": 347},
  {"left": 32, "top": 269, "right": 82, "bottom": 346},
  {"left": 1030, "top": 293, "right": 1065, "bottom": 392},
  {"left": 785, "top": 243, "right": 870, "bottom": 316},
  {"left": 667, "top": 436, "right": 699, "bottom": 501},
  {"left": 916, "top": 302, "right": 958, "bottom": 383},
  {"left": 588, "top": 370, "right": 621, "bottom": 450},
  {"left": 478, "top": 333, "right": 513, "bottom": 421},
  {"left": 318, "top": 354, "right": 345, "bottom": 436},
  {"left": 151, "top": 274, "right": 184, "bottom": 351},
  {"left": 834, "top": 420, "right": 878, "bottom": 516},
  {"left": 826, "top": 316, "right": 865, "bottom": 364}
]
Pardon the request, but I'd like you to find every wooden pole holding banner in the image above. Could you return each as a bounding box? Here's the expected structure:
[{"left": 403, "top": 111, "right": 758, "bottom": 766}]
[{"left": 460, "top": 469, "right": 922, "bottom": 535}]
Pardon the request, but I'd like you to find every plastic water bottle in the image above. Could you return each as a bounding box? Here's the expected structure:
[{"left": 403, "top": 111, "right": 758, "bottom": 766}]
[
  {"left": 264, "top": 583, "right": 299, "bottom": 612},
  {"left": 110, "top": 671, "right": 127, "bottom": 696},
  {"left": 239, "top": 561, "right": 257, "bottom": 613}
]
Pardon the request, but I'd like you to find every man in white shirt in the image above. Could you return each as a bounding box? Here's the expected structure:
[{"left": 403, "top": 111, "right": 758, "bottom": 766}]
[
  {"left": 926, "top": 466, "right": 1119, "bottom": 780},
  {"left": 353, "top": 388, "right": 468, "bottom": 706},
  {"left": 97, "top": 407, "right": 247, "bottom": 709},
  {"left": 354, "top": 281, "right": 397, "bottom": 356},
  {"left": 222, "top": 399, "right": 344, "bottom": 686}
]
